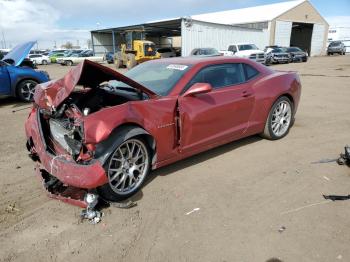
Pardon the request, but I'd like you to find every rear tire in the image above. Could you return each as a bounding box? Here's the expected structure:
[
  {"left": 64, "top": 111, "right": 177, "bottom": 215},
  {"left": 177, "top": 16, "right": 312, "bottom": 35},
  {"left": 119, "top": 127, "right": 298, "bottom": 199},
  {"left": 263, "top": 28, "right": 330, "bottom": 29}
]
[
  {"left": 65, "top": 60, "right": 73, "bottom": 66},
  {"left": 16, "top": 79, "right": 38, "bottom": 102},
  {"left": 42, "top": 60, "right": 48, "bottom": 65},
  {"left": 126, "top": 53, "right": 137, "bottom": 69},
  {"left": 98, "top": 137, "right": 151, "bottom": 202},
  {"left": 261, "top": 96, "right": 293, "bottom": 140}
]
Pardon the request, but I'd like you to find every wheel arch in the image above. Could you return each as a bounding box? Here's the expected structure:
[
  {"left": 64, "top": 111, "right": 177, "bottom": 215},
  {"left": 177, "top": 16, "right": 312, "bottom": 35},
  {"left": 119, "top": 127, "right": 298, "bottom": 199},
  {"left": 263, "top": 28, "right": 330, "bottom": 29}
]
[
  {"left": 94, "top": 123, "right": 157, "bottom": 168},
  {"left": 13, "top": 77, "right": 40, "bottom": 97}
]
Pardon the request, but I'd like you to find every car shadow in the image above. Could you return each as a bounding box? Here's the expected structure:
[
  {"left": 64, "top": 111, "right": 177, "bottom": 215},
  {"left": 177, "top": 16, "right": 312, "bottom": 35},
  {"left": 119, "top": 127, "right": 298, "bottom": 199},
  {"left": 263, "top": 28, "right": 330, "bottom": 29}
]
[
  {"left": 142, "top": 135, "right": 263, "bottom": 189},
  {"left": 0, "top": 96, "right": 29, "bottom": 109}
]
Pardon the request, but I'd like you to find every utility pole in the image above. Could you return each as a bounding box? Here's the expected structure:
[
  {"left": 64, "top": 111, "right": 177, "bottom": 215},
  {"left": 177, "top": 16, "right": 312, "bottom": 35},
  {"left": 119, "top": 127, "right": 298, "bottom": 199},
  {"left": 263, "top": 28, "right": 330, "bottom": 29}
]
[{"left": 1, "top": 30, "right": 6, "bottom": 49}]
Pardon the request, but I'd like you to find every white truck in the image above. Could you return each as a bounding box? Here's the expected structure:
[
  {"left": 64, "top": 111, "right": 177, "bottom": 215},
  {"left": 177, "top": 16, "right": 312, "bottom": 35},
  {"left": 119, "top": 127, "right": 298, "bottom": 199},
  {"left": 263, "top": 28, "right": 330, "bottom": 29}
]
[
  {"left": 220, "top": 43, "right": 265, "bottom": 64},
  {"left": 58, "top": 51, "right": 104, "bottom": 66}
]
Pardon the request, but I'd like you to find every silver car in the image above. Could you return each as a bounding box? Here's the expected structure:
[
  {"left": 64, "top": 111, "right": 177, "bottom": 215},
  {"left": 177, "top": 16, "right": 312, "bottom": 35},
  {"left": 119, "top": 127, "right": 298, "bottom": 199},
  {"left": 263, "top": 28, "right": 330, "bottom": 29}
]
[{"left": 327, "top": 41, "right": 346, "bottom": 55}]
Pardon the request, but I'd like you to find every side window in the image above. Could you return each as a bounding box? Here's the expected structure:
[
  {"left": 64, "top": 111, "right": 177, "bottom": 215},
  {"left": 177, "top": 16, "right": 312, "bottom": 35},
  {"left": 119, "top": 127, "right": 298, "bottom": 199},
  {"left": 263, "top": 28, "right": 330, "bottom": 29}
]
[
  {"left": 187, "top": 64, "right": 245, "bottom": 90},
  {"left": 228, "top": 45, "right": 237, "bottom": 52},
  {"left": 243, "top": 64, "right": 260, "bottom": 80}
]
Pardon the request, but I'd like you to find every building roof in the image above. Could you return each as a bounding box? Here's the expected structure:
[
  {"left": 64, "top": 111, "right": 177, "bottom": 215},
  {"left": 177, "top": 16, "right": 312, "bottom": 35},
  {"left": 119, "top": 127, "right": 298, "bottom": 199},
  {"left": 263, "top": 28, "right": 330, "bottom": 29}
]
[{"left": 192, "top": 0, "right": 306, "bottom": 25}]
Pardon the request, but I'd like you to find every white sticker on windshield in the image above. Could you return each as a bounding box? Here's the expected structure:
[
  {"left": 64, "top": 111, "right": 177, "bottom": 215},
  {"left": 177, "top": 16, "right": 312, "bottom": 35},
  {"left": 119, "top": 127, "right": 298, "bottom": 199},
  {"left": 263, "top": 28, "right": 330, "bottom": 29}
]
[{"left": 166, "top": 64, "right": 188, "bottom": 71}]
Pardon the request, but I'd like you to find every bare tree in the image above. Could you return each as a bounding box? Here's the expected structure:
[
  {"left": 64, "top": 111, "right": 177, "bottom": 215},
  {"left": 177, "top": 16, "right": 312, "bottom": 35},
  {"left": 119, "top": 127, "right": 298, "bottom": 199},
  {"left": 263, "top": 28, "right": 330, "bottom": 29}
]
[{"left": 61, "top": 41, "right": 73, "bottom": 49}]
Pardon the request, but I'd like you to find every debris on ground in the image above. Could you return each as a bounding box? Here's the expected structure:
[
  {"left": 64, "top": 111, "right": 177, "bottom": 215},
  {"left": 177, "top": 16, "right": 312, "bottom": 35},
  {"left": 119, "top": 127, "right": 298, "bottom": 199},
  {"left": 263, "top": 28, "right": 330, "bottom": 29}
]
[
  {"left": 80, "top": 193, "right": 103, "bottom": 224},
  {"left": 311, "top": 158, "right": 338, "bottom": 164},
  {"left": 5, "top": 203, "right": 20, "bottom": 213},
  {"left": 337, "top": 146, "right": 350, "bottom": 166},
  {"left": 15, "top": 165, "right": 21, "bottom": 169},
  {"left": 323, "top": 194, "right": 350, "bottom": 201},
  {"left": 323, "top": 176, "right": 330, "bottom": 181},
  {"left": 110, "top": 199, "right": 137, "bottom": 209},
  {"left": 278, "top": 226, "right": 286, "bottom": 233},
  {"left": 186, "top": 208, "right": 200, "bottom": 215}
]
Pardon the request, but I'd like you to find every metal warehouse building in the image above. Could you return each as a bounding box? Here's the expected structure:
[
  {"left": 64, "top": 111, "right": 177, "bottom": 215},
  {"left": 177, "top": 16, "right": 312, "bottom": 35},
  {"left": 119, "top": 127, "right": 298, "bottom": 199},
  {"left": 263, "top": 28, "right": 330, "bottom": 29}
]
[{"left": 91, "top": 0, "right": 328, "bottom": 56}]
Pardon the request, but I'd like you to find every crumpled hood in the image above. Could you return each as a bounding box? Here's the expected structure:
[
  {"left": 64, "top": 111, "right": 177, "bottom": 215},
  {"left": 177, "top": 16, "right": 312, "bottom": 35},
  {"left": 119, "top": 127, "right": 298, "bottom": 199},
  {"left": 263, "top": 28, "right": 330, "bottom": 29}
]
[
  {"left": 2, "top": 41, "right": 36, "bottom": 66},
  {"left": 34, "top": 59, "right": 157, "bottom": 111}
]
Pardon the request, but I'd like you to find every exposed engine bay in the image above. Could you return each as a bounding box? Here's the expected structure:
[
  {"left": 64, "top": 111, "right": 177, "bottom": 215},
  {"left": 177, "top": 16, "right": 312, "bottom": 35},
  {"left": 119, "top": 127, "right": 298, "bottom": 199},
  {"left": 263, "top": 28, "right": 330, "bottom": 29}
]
[{"left": 44, "top": 81, "right": 146, "bottom": 160}]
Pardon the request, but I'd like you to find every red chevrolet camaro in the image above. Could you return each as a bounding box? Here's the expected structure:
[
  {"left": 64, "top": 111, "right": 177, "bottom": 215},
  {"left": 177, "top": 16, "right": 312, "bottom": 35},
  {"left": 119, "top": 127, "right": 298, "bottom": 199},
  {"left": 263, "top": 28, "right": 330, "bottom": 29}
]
[{"left": 25, "top": 57, "right": 301, "bottom": 204}]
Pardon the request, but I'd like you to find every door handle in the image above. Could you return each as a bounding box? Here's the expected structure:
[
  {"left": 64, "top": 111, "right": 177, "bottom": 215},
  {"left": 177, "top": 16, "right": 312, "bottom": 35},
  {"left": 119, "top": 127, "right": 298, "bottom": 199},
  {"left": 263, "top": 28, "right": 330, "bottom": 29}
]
[{"left": 242, "top": 90, "right": 253, "bottom": 98}]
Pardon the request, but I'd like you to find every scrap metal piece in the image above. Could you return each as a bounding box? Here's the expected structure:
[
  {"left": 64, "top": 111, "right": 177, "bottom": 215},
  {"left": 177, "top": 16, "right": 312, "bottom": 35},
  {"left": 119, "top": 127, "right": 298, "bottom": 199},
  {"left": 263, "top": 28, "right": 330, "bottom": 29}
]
[
  {"left": 109, "top": 199, "right": 137, "bottom": 209},
  {"left": 323, "top": 194, "right": 350, "bottom": 201},
  {"left": 311, "top": 158, "right": 338, "bottom": 164},
  {"left": 80, "top": 193, "right": 103, "bottom": 224}
]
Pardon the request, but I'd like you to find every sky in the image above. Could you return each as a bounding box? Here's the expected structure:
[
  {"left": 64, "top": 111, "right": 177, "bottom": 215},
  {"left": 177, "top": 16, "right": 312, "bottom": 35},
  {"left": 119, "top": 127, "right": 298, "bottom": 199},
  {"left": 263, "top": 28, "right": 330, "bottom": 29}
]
[{"left": 0, "top": 0, "right": 349, "bottom": 49}]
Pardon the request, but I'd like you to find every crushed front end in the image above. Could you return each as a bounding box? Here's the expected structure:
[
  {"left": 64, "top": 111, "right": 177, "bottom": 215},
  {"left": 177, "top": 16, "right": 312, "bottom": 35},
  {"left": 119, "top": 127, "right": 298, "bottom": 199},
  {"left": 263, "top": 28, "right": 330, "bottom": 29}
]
[
  {"left": 25, "top": 105, "right": 108, "bottom": 207},
  {"left": 24, "top": 60, "right": 156, "bottom": 207}
]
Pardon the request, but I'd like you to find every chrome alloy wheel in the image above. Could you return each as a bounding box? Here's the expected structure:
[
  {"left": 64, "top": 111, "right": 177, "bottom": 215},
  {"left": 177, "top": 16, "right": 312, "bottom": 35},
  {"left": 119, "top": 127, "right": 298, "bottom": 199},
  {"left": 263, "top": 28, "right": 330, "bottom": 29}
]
[
  {"left": 20, "top": 82, "right": 36, "bottom": 101},
  {"left": 107, "top": 139, "right": 149, "bottom": 195},
  {"left": 271, "top": 101, "right": 292, "bottom": 137}
]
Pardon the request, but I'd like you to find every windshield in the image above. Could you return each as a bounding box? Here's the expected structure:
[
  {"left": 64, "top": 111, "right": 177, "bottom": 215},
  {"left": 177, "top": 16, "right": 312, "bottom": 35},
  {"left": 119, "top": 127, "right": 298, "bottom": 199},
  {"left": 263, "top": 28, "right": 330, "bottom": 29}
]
[
  {"left": 287, "top": 47, "right": 302, "bottom": 52},
  {"left": 329, "top": 42, "right": 341, "bottom": 47},
  {"left": 110, "top": 62, "right": 191, "bottom": 96},
  {"left": 272, "top": 48, "right": 285, "bottom": 53},
  {"left": 238, "top": 44, "right": 258, "bottom": 51}
]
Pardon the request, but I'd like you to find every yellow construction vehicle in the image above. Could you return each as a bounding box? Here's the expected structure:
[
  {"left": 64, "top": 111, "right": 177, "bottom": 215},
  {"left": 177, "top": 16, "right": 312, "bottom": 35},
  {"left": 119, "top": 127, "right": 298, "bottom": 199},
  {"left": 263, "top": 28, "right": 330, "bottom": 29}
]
[{"left": 114, "top": 31, "right": 160, "bottom": 69}]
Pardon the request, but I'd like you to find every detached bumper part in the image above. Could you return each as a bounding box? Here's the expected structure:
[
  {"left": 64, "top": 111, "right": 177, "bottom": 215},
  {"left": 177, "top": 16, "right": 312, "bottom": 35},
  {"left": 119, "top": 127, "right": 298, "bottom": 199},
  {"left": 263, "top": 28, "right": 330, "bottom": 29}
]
[{"left": 37, "top": 167, "right": 88, "bottom": 208}]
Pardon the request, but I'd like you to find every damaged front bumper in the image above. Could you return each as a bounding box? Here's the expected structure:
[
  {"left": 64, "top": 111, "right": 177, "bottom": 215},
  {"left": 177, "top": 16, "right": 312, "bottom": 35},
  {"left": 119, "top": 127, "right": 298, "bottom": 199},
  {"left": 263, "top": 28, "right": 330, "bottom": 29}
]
[{"left": 25, "top": 107, "right": 108, "bottom": 205}]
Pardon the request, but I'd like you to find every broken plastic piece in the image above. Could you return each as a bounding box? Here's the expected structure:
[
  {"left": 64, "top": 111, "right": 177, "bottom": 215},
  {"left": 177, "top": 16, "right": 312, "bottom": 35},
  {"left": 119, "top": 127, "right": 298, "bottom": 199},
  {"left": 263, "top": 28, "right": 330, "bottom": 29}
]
[{"left": 337, "top": 145, "right": 350, "bottom": 166}]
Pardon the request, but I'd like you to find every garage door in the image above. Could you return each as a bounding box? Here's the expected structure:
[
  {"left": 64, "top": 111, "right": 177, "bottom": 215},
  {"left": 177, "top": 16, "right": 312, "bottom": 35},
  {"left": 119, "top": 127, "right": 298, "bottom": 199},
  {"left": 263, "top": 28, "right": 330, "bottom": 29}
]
[
  {"left": 275, "top": 21, "right": 292, "bottom": 47},
  {"left": 311, "top": 24, "right": 325, "bottom": 56}
]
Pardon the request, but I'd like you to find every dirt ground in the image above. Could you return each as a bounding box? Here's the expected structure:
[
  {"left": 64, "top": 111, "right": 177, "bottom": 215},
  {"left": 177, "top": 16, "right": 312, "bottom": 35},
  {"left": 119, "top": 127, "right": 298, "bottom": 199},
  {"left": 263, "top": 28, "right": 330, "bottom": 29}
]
[{"left": 0, "top": 55, "right": 350, "bottom": 262}]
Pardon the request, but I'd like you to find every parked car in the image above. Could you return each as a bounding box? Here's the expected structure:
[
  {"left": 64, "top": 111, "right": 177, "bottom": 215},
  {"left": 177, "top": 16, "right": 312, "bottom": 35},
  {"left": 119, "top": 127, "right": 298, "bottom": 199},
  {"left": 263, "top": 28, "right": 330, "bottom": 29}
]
[
  {"left": 28, "top": 54, "right": 51, "bottom": 65},
  {"left": 157, "top": 47, "right": 177, "bottom": 58},
  {"left": 327, "top": 41, "right": 346, "bottom": 55},
  {"left": 58, "top": 51, "right": 104, "bottom": 66},
  {"left": 49, "top": 53, "right": 65, "bottom": 63},
  {"left": 265, "top": 47, "right": 290, "bottom": 64},
  {"left": 190, "top": 48, "right": 221, "bottom": 57},
  {"left": 221, "top": 43, "right": 265, "bottom": 63},
  {"left": 284, "top": 47, "right": 308, "bottom": 62},
  {"left": 105, "top": 52, "right": 115, "bottom": 64},
  {"left": 26, "top": 57, "right": 301, "bottom": 203},
  {"left": 64, "top": 49, "right": 84, "bottom": 57},
  {"left": 0, "top": 41, "right": 50, "bottom": 102},
  {"left": 0, "top": 50, "right": 9, "bottom": 60},
  {"left": 48, "top": 49, "right": 67, "bottom": 56}
]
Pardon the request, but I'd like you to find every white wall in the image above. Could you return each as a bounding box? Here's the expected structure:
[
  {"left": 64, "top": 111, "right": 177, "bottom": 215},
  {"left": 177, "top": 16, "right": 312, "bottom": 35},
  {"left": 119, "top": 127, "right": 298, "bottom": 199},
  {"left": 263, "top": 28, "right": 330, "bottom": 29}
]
[
  {"left": 91, "top": 32, "right": 114, "bottom": 54},
  {"left": 181, "top": 19, "right": 269, "bottom": 56},
  {"left": 310, "top": 24, "right": 326, "bottom": 56},
  {"left": 274, "top": 21, "right": 292, "bottom": 47}
]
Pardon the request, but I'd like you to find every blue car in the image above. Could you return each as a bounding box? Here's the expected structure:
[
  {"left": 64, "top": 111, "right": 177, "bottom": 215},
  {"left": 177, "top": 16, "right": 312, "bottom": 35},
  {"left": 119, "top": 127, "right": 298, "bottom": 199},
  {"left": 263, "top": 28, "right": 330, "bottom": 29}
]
[
  {"left": 0, "top": 41, "right": 50, "bottom": 102},
  {"left": 105, "top": 52, "right": 114, "bottom": 64}
]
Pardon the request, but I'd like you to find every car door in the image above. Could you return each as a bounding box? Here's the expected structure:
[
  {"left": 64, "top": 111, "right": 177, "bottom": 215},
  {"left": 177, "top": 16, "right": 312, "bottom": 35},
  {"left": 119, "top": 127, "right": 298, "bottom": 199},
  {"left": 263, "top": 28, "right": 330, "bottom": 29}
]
[
  {"left": 178, "top": 63, "right": 255, "bottom": 154},
  {"left": 0, "top": 61, "right": 11, "bottom": 95}
]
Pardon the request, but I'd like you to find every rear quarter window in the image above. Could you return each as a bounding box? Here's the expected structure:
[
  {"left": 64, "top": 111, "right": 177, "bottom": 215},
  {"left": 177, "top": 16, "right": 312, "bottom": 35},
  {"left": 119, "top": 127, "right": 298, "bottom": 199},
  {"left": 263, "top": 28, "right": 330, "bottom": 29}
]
[{"left": 243, "top": 64, "right": 259, "bottom": 80}]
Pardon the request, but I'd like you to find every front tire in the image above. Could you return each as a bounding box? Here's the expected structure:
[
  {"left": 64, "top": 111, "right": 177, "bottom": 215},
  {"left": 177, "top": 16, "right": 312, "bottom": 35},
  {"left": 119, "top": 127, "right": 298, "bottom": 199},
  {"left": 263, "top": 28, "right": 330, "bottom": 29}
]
[
  {"left": 42, "top": 60, "right": 48, "bottom": 65},
  {"left": 98, "top": 137, "right": 151, "bottom": 201},
  {"left": 16, "top": 79, "right": 38, "bottom": 102},
  {"left": 65, "top": 60, "right": 73, "bottom": 66},
  {"left": 261, "top": 96, "right": 293, "bottom": 140}
]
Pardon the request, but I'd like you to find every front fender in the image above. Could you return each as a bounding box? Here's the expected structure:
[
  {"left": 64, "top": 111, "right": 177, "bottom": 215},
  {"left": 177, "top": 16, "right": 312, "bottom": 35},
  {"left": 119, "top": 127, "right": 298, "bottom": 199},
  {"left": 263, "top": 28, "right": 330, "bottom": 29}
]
[{"left": 94, "top": 125, "right": 155, "bottom": 166}]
